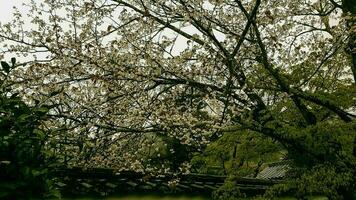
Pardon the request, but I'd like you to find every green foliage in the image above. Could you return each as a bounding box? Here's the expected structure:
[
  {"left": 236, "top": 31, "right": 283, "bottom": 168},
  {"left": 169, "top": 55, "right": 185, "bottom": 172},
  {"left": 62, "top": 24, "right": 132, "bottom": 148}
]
[
  {"left": 265, "top": 164, "right": 354, "bottom": 200},
  {"left": 263, "top": 120, "right": 356, "bottom": 199},
  {"left": 191, "top": 131, "right": 282, "bottom": 176},
  {"left": 199, "top": 116, "right": 355, "bottom": 199},
  {"left": 287, "top": 120, "right": 355, "bottom": 166},
  {"left": 192, "top": 130, "right": 283, "bottom": 199},
  {"left": 212, "top": 180, "right": 246, "bottom": 200},
  {"left": 0, "top": 59, "right": 60, "bottom": 199},
  {"left": 343, "top": 0, "right": 356, "bottom": 13}
]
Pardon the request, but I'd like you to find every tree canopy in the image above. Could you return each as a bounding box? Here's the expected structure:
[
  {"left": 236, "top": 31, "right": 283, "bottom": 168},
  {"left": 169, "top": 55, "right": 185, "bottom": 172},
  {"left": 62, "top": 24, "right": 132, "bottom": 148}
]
[{"left": 0, "top": 0, "right": 355, "bottom": 199}]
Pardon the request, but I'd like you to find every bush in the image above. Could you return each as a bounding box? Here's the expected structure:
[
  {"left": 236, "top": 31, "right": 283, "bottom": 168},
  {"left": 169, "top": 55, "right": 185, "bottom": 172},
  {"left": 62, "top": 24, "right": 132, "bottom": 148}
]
[
  {"left": 0, "top": 58, "right": 59, "bottom": 199},
  {"left": 212, "top": 180, "right": 246, "bottom": 200}
]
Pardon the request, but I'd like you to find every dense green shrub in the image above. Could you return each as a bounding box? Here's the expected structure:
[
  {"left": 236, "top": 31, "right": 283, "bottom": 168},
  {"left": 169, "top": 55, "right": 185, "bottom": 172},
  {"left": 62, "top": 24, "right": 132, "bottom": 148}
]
[
  {"left": 0, "top": 59, "right": 59, "bottom": 199},
  {"left": 212, "top": 180, "right": 246, "bottom": 200},
  {"left": 263, "top": 120, "right": 356, "bottom": 200}
]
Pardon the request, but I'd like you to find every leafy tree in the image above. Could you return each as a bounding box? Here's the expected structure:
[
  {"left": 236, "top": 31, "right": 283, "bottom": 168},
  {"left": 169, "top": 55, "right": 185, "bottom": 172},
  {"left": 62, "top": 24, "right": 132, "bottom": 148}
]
[
  {"left": 0, "top": 0, "right": 355, "bottom": 198},
  {"left": 0, "top": 59, "right": 59, "bottom": 199},
  {"left": 191, "top": 130, "right": 282, "bottom": 177}
]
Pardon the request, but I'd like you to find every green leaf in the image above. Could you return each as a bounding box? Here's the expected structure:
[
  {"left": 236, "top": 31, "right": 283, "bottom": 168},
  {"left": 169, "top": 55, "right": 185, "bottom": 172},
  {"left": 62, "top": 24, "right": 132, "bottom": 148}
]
[
  {"left": 31, "top": 169, "right": 46, "bottom": 177},
  {"left": 47, "top": 189, "right": 61, "bottom": 199},
  {"left": 34, "top": 106, "right": 49, "bottom": 114},
  {"left": 0, "top": 181, "right": 19, "bottom": 190},
  {"left": 1, "top": 61, "right": 10, "bottom": 74},
  {"left": 0, "top": 190, "right": 9, "bottom": 198},
  {"left": 18, "top": 114, "right": 31, "bottom": 122},
  {"left": 33, "top": 128, "right": 45, "bottom": 140},
  {"left": 21, "top": 166, "right": 31, "bottom": 178}
]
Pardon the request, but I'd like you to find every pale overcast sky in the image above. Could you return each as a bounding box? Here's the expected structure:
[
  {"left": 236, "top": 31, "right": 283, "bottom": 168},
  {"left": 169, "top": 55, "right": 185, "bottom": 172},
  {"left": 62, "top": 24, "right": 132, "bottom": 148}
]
[{"left": 0, "top": 0, "right": 24, "bottom": 24}]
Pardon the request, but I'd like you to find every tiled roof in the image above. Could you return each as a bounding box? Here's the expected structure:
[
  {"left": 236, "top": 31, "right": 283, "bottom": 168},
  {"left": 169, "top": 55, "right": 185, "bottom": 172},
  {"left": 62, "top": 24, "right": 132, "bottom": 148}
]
[
  {"left": 256, "top": 161, "right": 290, "bottom": 180},
  {"left": 54, "top": 167, "right": 277, "bottom": 195}
]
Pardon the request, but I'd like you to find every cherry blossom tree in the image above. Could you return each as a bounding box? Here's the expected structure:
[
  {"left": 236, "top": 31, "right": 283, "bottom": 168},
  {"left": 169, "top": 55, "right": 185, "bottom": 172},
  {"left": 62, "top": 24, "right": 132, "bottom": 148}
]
[{"left": 0, "top": 0, "right": 355, "bottom": 198}]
